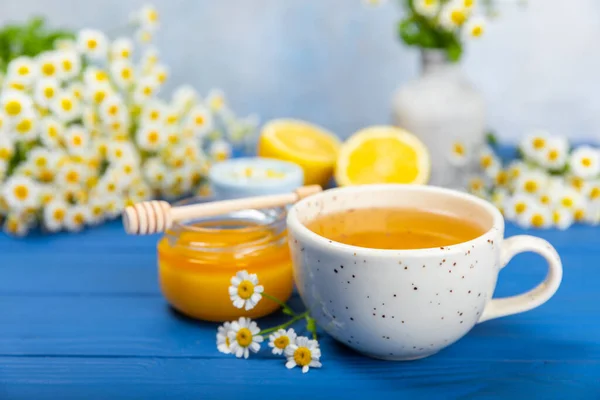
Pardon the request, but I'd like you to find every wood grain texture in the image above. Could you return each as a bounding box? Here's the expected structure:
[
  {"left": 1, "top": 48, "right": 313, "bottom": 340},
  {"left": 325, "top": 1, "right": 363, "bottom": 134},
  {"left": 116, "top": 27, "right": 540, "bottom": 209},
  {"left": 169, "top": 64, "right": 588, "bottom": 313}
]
[{"left": 1, "top": 218, "right": 599, "bottom": 398}]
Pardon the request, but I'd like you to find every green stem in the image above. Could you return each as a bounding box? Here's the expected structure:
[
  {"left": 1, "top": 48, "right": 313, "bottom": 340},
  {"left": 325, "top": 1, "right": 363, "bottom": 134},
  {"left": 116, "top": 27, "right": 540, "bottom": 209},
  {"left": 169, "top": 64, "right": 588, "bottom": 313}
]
[
  {"left": 259, "top": 311, "right": 309, "bottom": 337},
  {"left": 261, "top": 292, "right": 296, "bottom": 316}
]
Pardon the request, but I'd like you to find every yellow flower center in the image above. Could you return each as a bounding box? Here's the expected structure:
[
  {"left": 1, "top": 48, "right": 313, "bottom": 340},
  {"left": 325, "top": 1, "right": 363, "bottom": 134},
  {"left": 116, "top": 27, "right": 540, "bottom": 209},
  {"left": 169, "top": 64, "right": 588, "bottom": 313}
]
[
  {"left": 62, "top": 59, "right": 73, "bottom": 71},
  {"left": 539, "top": 194, "right": 550, "bottom": 205},
  {"left": 561, "top": 198, "right": 573, "bottom": 208},
  {"left": 7, "top": 220, "right": 19, "bottom": 233},
  {"left": 94, "top": 91, "right": 106, "bottom": 104},
  {"left": 61, "top": 98, "right": 73, "bottom": 111},
  {"left": 515, "top": 202, "right": 526, "bottom": 214},
  {"left": 93, "top": 205, "right": 103, "bottom": 216},
  {"left": 87, "top": 39, "right": 98, "bottom": 50},
  {"left": 453, "top": 143, "right": 464, "bottom": 156},
  {"left": 42, "top": 63, "right": 55, "bottom": 76},
  {"left": 532, "top": 138, "right": 545, "bottom": 150},
  {"left": 575, "top": 209, "right": 585, "bottom": 221},
  {"left": 524, "top": 180, "right": 538, "bottom": 193},
  {"left": 66, "top": 170, "right": 79, "bottom": 184},
  {"left": 44, "top": 87, "right": 55, "bottom": 99},
  {"left": 195, "top": 115, "right": 205, "bottom": 125},
  {"left": 425, "top": 0, "right": 435, "bottom": 5},
  {"left": 72, "top": 135, "right": 83, "bottom": 147},
  {"left": 480, "top": 155, "right": 493, "bottom": 169},
  {"left": 53, "top": 208, "right": 66, "bottom": 222},
  {"left": 237, "top": 280, "right": 255, "bottom": 300},
  {"left": 168, "top": 134, "right": 179, "bottom": 145},
  {"left": 14, "top": 185, "right": 29, "bottom": 200},
  {"left": 39, "top": 169, "right": 54, "bottom": 183},
  {"left": 5, "top": 100, "right": 22, "bottom": 116},
  {"left": 143, "top": 86, "right": 153, "bottom": 96},
  {"left": 74, "top": 213, "right": 85, "bottom": 225},
  {"left": 18, "top": 65, "right": 30, "bottom": 75},
  {"left": 235, "top": 328, "right": 253, "bottom": 347},
  {"left": 552, "top": 211, "right": 561, "bottom": 224},
  {"left": 148, "top": 131, "right": 159, "bottom": 144},
  {"left": 108, "top": 105, "right": 119, "bottom": 116},
  {"left": 155, "top": 172, "right": 164, "bottom": 182},
  {"left": 107, "top": 182, "right": 116, "bottom": 192},
  {"left": 293, "top": 347, "right": 312, "bottom": 367},
  {"left": 148, "top": 10, "right": 158, "bottom": 22},
  {"left": 158, "top": 72, "right": 167, "bottom": 83},
  {"left": 96, "top": 71, "right": 108, "bottom": 81},
  {"left": 582, "top": 157, "right": 592, "bottom": 167},
  {"left": 41, "top": 193, "right": 53, "bottom": 205},
  {"left": 121, "top": 49, "right": 130, "bottom": 58},
  {"left": 450, "top": 9, "right": 466, "bottom": 26},
  {"left": 16, "top": 119, "right": 32, "bottom": 134},
  {"left": 0, "top": 148, "right": 12, "bottom": 159},
  {"left": 210, "top": 97, "right": 224, "bottom": 110},
  {"left": 471, "top": 25, "right": 483, "bottom": 37},
  {"left": 495, "top": 171, "right": 508, "bottom": 186},
  {"left": 510, "top": 167, "right": 521, "bottom": 179},
  {"left": 123, "top": 164, "right": 133, "bottom": 174},
  {"left": 35, "top": 157, "right": 47, "bottom": 168},
  {"left": 531, "top": 214, "right": 545, "bottom": 228},
  {"left": 110, "top": 121, "right": 122, "bottom": 131},
  {"left": 548, "top": 149, "right": 559, "bottom": 161},
  {"left": 464, "top": 0, "right": 474, "bottom": 7},
  {"left": 570, "top": 177, "right": 584, "bottom": 190},
  {"left": 149, "top": 110, "right": 160, "bottom": 120},
  {"left": 590, "top": 188, "right": 600, "bottom": 200},
  {"left": 225, "top": 336, "right": 230, "bottom": 347},
  {"left": 274, "top": 336, "right": 290, "bottom": 349},
  {"left": 167, "top": 115, "right": 178, "bottom": 125},
  {"left": 48, "top": 126, "right": 58, "bottom": 138}
]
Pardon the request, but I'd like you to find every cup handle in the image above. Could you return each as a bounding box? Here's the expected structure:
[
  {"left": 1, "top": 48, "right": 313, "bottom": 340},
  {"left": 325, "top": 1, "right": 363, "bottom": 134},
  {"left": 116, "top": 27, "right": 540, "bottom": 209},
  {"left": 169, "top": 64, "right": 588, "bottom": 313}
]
[{"left": 478, "top": 235, "right": 563, "bottom": 323}]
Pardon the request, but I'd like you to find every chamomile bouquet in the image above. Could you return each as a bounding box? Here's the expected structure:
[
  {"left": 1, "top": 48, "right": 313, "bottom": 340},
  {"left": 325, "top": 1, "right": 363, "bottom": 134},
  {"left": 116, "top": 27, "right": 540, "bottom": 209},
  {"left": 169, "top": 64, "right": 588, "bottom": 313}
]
[{"left": 0, "top": 4, "right": 258, "bottom": 236}]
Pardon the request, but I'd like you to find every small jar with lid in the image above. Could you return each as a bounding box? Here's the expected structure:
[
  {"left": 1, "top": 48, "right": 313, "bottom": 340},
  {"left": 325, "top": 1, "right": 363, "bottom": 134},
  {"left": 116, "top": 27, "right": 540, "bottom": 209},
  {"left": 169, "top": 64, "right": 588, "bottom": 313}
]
[{"left": 157, "top": 198, "right": 293, "bottom": 322}]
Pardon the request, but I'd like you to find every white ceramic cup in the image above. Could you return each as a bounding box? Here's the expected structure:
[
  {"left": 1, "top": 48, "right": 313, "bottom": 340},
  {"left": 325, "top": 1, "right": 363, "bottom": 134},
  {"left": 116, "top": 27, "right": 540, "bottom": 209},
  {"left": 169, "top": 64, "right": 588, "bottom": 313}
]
[{"left": 287, "top": 184, "right": 563, "bottom": 361}]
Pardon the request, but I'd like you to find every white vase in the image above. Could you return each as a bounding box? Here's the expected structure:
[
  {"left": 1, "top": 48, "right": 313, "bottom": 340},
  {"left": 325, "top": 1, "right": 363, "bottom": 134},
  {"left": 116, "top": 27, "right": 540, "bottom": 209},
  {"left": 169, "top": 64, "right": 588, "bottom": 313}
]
[{"left": 392, "top": 49, "right": 486, "bottom": 188}]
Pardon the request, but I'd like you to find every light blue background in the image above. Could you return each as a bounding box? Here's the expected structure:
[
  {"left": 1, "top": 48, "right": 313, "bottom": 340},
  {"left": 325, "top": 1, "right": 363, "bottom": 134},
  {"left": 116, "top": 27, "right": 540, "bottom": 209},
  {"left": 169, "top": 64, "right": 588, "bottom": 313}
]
[{"left": 1, "top": 0, "right": 599, "bottom": 142}]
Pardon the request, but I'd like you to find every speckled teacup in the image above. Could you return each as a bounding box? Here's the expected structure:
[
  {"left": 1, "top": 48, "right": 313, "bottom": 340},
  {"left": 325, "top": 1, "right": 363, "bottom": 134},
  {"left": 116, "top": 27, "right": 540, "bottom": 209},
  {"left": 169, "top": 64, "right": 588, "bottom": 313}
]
[{"left": 287, "top": 184, "right": 563, "bottom": 361}]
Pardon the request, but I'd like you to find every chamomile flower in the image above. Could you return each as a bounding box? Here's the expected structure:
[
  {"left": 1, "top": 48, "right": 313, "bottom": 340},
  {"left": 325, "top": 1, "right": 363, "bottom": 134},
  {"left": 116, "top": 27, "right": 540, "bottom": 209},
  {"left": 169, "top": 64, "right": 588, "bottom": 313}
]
[
  {"left": 65, "top": 204, "right": 90, "bottom": 232},
  {"left": 504, "top": 193, "right": 534, "bottom": 221},
  {"left": 439, "top": 1, "right": 468, "bottom": 30},
  {"left": 518, "top": 204, "right": 552, "bottom": 229},
  {"left": 569, "top": 146, "right": 600, "bottom": 179},
  {"left": 86, "top": 83, "right": 114, "bottom": 106},
  {"left": 43, "top": 200, "right": 68, "bottom": 232},
  {"left": 99, "top": 94, "right": 127, "bottom": 122},
  {"left": 164, "top": 167, "right": 193, "bottom": 197},
  {"left": 448, "top": 140, "right": 470, "bottom": 167},
  {"left": 210, "top": 140, "right": 232, "bottom": 162},
  {"left": 285, "top": 336, "right": 322, "bottom": 373},
  {"left": 51, "top": 92, "right": 81, "bottom": 122},
  {"left": 7, "top": 56, "right": 37, "bottom": 85},
  {"left": 514, "top": 170, "right": 547, "bottom": 196},
  {"left": 103, "top": 195, "right": 124, "bottom": 219},
  {"left": 540, "top": 137, "right": 569, "bottom": 171},
  {"left": 0, "top": 134, "right": 14, "bottom": 161},
  {"left": 33, "top": 78, "right": 60, "bottom": 108},
  {"left": 269, "top": 329, "right": 297, "bottom": 355},
  {"left": 185, "top": 104, "right": 213, "bottom": 137},
  {"left": 58, "top": 162, "right": 87, "bottom": 188},
  {"left": 133, "top": 76, "right": 158, "bottom": 104},
  {"left": 28, "top": 147, "right": 55, "bottom": 171},
  {"left": 12, "top": 110, "right": 39, "bottom": 142},
  {"left": 172, "top": 85, "right": 198, "bottom": 112},
  {"left": 77, "top": 29, "right": 108, "bottom": 60},
  {"left": 206, "top": 89, "right": 227, "bottom": 113},
  {"left": 1, "top": 89, "right": 33, "bottom": 119},
  {"left": 227, "top": 317, "right": 264, "bottom": 359},
  {"left": 216, "top": 322, "right": 233, "bottom": 354},
  {"left": 107, "top": 141, "right": 138, "bottom": 164},
  {"left": 163, "top": 106, "right": 180, "bottom": 127},
  {"left": 110, "top": 60, "right": 136, "bottom": 89},
  {"left": 66, "top": 81, "right": 85, "bottom": 101},
  {"left": 83, "top": 67, "right": 111, "bottom": 87},
  {"left": 465, "top": 16, "right": 485, "bottom": 39},
  {"left": 478, "top": 147, "right": 501, "bottom": 178},
  {"left": 140, "top": 47, "right": 160, "bottom": 70},
  {"left": 142, "top": 157, "right": 168, "bottom": 188},
  {"left": 138, "top": 4, "right": 160, "bottom": 30},
  {"left": 414, "top": 0, "right": 440, "bottom": 18},
  {"left": 551, "top": 207, "right": 574, "bottom": 231},
  {"left": 39, "top": 117, "right": 64, "bottom": 148},
  {"left": 466, "top": 176, "right": 487, "bottom": 198},
  {"left": 110, "top": 37, "right": 134, "bottom": 60},
  {"left": 506, "top": 160, "right": 528, "bottom": 182},
  {"left": 553, "top": 187, "right": 583, "bottom": 211},
  {"left": 520, "top": 130, "right": 549, "bottom": 162},
  {"left": 37, "top": 51, "right": 59, "bottom": 79},
  {"left": 141, "top": 100, "right": 165, "bottom": 124},
  {"left": 64, "top": 125, "right": 90, "bottom": 156},
  {"left": 2, "top": 175, "right": 40, "bottom": 210},
  {"left": 229, "top": 270, "right": 264, "bottom": 311},
  {"left": 136, "top": 123, "right": 166, "bottom": 152},
  {"left": 586, "top": 181, "right": 600, "bottom": 204},
  {"left": 490, "top": 188, "right": 508, "bottom": 214},
  {"left": 87, "top": 197, "right": 106, "bottom": 226},
  {"left": 56, "top": 49, "right": 81, "bottom": 81},
  {"left": 3, "top": 212, "right": 31, "bottom": 237}
]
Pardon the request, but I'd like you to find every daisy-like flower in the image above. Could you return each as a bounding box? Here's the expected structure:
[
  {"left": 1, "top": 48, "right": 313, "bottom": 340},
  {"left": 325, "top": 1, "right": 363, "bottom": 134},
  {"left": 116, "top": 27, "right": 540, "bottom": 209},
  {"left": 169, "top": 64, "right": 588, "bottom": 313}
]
[
  {"left": 51, "top": 91, "right": 81, "bottom": 122},
  {"left": 553, "top": 187, "right": 583, "bottom": 211},
  {"left": 109, "top": 60, "right": 136, "bottom": 89},
  {"left": 466, "top": 176, "right": 487, "bottom": 198},
  {"left": 185, "top": 104, "right": 214, "bottom": 137},
  {"left": 518, "top": 204, "right": 552, "bottom": 229},
  {"left": 66, "top": 81, "right": 85, "bottom": 101},
  {"left": 64, "top": 125, "right": 90, "bottom": 156},
  {"left": 7, "top": 56, "right": 37, "bottom": 85},
  {"left": 136, "top": 123, "right": 166, "bottom": 152},
  {"left": 439, "top": 1, "right": 468, "bottom": 31},
  {"left": 573, "top": 202, "right": 590, "bottom": 223},
  {"left": 77, "top": 29, "right": 108, "bottom": 60},
  {"left": 465, "top": 16, "right": 485, "bottom": 39},
  {"left": 110, "top": 37, "right": 134, "bottom": 60},
  {"left": 163, "top": 106, "right": 180, "bottom": 128},
  {"left": 39, "top": 117, "right": 64, "bottom": 148},
  {"left": 172, "top": 85, "right": 198, "bottom": 113},
  {"left": 285, "top": 336, "right": 322, "bottom": 373},
  {"left": 3, "top": 212, "right": 31, "bottom": 237},
  {"left": 43, "top": 199, "right": 68, "bottom": 232},
  {"left": 136, "top": 29, "right": 153, "bottom": 45},
  {"left": 103, "top": 195, "right": 124, "bottom": 219},
  {"left": 586, "top": 181, "right": 600, "bottom": 204},
  {"left": 141, "top": 100, "right": 165, "bottom": 124},
  {"left": 85, "top": 83, "right": 114, "bottom": 107},
  {"left": 33, "top": 78, "right": 60, "bottom": 108},
  {"left": 551, "top": 207, "right": 574, "bottom": 231},
  {"left": 519, "top": 130, "right": 549, "bottom": 162},
  {"left": 0, "top": 134, "right": 14, "bottom": 161},
  {"left": 65, "top": 204, "right": 90, "bottom": 232},
  {"left": 107, "top": 141, "right": 138, "bottom": 164},
  {"left": 142, "top": 157, "right": 168, "bottom": 188},
  {"left": 210, "top": 140, "right": 232, "bottom": 162},
  {"left": 1, "top": 89, "right": 33, "bottom": 119},
  {"left": 504, "top": 192, "right": 535, "bottom": 221},
  {"left": 37, "top": 51, "right": 59, "bottom": 79},
  {"left": 490, "top": 188, "right": 508, "bottom": 214},
  {"left": 506, "top": 160, "right": 528, "bottom": 183},
  {"left": 414, "top": 0, "right": 440, "bottom": 18},
  {"left": 138, "top": 4, "right": 160, "bottom": 30},
  {"left": 539, "top": 137, "right": 569, "bottom": 171},
  {"left": 269, "top": 328, "right": 297, "bottom": 355},
  {"left": 87, "top": 197, "right": 106, "bottom": 226},
  {"left": 569, "top": 146, "right": 600, "bottom": 179},
  {"left": 478, "top": 147, "right": 501, "bottom": 178},
  {"left": 58, "top": 162, "right": 86, "bottom": 188},
  {"left": 56, "top": 49, "right": 81, "bottom": 81},
  {"left": 149, "top": 63, "right": 169, "bottom": 86},
  {"left": 227, "top": 317, "right": 264, "bottom": 359},
  {"left": 2, "top": 175, "right": 41, "bottom": 210},
  {"left": 216, "top": 321, "right": 233, "bottom": 354},
  {"left": 448, "top": 140, "right": 470, "bottom": 167},
  {"left": 99, "top": 94, "right": 127, "bottom": 122},
  {"left": 83, "top": 67, "right": 111, "bottom": 87},
  {"left": 133, "top": 76, "right": 159, "bottom": 104},
  {"left": 28, "top": 147, "right": 55, "bottom": 171},
  {"left": 229, "top": 270, "right": 264, "bottom": 310},
  {"left": 12, "top": 109, "right": 39, "bottom": 142},
  {"left": 514, "top": 170, "right": 547, "bottom": 196},
  {"left": 206, "top": 89, "right": 227, "bottom": 113}
]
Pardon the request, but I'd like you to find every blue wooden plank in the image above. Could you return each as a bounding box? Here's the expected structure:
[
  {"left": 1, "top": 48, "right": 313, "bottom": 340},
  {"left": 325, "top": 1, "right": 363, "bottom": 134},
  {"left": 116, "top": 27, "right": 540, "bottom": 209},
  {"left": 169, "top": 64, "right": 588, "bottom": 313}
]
[{"left": 0, "top": 357, "right": 598, "bottom": 400}]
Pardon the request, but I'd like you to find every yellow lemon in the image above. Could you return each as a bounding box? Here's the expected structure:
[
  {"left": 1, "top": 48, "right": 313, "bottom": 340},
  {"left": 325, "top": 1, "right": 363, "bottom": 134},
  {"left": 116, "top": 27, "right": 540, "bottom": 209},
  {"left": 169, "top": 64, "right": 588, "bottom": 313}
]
[
  {"left": 335, "top": 126, "right": 430, "bottom": 186},
  {"left": 257, "top": 119, "right": 341, "bottom": 187}
]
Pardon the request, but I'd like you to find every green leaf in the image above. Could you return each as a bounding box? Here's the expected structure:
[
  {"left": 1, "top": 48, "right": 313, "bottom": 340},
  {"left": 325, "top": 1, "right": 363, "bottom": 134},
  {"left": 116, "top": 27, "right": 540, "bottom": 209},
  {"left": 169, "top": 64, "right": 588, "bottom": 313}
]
[
  {"left": 305, "top": 316, "right": 317, "bottom": 334},
  {"left": 485, "top": 131, "right": 498, "bottom": 147}
]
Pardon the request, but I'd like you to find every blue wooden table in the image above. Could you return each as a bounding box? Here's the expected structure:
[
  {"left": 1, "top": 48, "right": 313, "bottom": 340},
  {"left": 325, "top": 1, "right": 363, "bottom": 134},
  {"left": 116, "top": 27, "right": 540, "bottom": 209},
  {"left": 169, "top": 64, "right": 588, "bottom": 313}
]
[{"left": 1, "top": 218, "right": 599, "bottom": 399}]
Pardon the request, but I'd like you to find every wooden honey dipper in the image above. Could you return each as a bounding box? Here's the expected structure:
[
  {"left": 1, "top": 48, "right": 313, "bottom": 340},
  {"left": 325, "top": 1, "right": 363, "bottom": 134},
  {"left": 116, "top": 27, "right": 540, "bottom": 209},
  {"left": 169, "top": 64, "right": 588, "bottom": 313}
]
[{"left": 122, "top": 184, "right": 322, "bottom": 235}]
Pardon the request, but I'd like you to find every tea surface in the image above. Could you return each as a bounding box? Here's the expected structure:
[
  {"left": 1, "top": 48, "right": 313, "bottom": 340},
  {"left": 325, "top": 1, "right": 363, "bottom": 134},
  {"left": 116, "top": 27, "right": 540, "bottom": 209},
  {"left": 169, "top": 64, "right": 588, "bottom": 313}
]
[{"left": 305, "top": 208, "right": 485, "bottom": 250}]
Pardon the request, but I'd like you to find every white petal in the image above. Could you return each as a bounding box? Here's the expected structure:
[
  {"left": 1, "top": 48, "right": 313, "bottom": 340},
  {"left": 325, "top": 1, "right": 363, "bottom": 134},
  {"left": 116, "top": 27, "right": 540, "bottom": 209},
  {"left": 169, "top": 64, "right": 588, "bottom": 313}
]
[
  {"left": 243, "top": 348, "right": 249, "bottom": 359},
  {"left": 254, "top": 335, "right": 264, "bottom": 343},
  {"left": 254, "top": 285, "right": 264, "bottom": 293},
  {"left": 302, "top": 365, "right": 309, "bottom": 373},
  {"left": 228, "top": 286, "right": 238, "bottom": 296},
  {"left": 230, "top": 276, "right": 241, "bottom": 286},
  {"left": 232, "top": 298, "right": 245, "bottom": 309},
  {"left": 236, "top": 270, "right": 249, "bottom": 280},
  {"left": 286, "top": 360, "right": 296, "bottom": 369},
  {"left": 248, "top": 273, "right": 259, "bottom": 285},
  {"left": 230, "top": 321, "right": 240, "bottom": 331},
  {"left": 272, "top": 348, "right": 283, "bottom": 355},
  {"left": 249, "top": 342, "right": 260, "bottom": 353},
  {"left": 310, "top": 360, "right": 322, "bottom": 368},
  {"left": 250, "top": 293, "right": 262, "bottom": 305},
  {"left": 244, "top": 299, "right": 256, "bottom": 311},
  {"left": 235, "top": 347, "right": 244, "bottom": 358}
]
